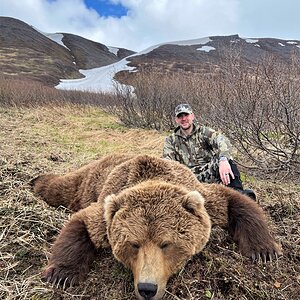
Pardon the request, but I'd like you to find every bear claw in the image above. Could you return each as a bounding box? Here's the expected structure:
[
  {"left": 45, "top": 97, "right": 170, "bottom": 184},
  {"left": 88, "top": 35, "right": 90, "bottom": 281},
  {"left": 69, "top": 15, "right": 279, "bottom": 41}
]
[
  {"left": 42, "top": 266, "right": 79, "bottom": 289},
  {"left": 250, "top": 249, "right": 281, "bottom": 263}
]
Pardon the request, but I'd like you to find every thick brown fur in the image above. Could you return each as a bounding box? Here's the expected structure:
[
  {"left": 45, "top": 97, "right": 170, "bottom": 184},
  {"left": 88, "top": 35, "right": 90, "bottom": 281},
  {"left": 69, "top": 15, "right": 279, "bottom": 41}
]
[
  {"left": 32, "top": 154, "right": 282, "bottom": 300},
  {"left": 32, "top": 154, "right": 134, "bottom": 211},
  {"left": 42, "top": 218, "right": 97, "bottom": 286}
]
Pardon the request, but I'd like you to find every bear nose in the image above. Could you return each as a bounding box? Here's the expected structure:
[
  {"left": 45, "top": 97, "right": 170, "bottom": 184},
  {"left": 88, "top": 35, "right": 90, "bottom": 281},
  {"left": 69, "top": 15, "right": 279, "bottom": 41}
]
[{"left": 137, "top": 282, "right": 158, "bottom": 300}]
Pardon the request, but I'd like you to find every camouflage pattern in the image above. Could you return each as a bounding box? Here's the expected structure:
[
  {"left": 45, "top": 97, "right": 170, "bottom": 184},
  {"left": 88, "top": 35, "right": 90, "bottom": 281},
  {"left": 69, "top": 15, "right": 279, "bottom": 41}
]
[
  {"left": 163, "top": 123, "right": 233, "bottom": 183},
  {"left": 175, "top": 104, "right": 193, "bottom": 116}
]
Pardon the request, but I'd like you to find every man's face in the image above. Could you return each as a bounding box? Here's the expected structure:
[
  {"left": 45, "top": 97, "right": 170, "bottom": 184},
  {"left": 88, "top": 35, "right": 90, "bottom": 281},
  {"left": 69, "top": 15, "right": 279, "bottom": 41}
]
[{"left": 175, "top": 113, "right": 195, "bottom": 130}]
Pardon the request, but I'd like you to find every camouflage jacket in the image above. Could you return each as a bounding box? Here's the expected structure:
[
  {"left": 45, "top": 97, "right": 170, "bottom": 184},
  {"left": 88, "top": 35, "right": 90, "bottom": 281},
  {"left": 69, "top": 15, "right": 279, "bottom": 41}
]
[{"left": 162, "top": 123, "right": 233, "bottom": 168}]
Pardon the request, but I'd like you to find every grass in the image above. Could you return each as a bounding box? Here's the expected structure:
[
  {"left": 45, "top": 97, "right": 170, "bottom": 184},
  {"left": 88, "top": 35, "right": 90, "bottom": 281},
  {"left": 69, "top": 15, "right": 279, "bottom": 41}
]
[{"left": 0, "top": 104, "right": 299, "bottom": 300}]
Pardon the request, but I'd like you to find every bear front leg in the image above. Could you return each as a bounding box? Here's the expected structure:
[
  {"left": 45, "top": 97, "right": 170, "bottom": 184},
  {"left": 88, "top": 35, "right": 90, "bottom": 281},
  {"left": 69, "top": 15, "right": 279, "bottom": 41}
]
[
  {"left": 42, "top": 203, "right": 106, "bottom": 287},
  {"left": 42, "top": 218, "right": 97, "bottom": 287},
  {"left": 228, "top": 193, "right": 282, "bottom": 262}
]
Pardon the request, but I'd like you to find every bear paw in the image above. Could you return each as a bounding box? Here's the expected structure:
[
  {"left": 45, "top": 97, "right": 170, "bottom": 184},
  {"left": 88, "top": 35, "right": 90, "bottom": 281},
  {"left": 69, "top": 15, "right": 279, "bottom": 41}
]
[
  {"left": 42, "top": 264, "right": 82, "bottom": 288},
  {"left": 244, "top": 243, "right": 283, "bottom": 263}
]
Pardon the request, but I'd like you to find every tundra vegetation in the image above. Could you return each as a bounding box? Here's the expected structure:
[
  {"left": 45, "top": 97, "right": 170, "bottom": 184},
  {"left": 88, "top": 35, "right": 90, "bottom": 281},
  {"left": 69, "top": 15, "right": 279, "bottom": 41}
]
[{"left": 0, "top": 54, "right": 299, "bottom": 299}]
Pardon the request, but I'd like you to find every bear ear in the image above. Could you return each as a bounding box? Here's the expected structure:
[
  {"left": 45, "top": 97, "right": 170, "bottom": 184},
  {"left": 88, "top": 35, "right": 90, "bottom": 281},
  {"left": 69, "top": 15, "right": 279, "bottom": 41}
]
[
  {"left": 104, "top": 194, "right": 122, "bottom": 225},
  {"left": 182, "top": 191, "right": 206, "bottom": 217}
]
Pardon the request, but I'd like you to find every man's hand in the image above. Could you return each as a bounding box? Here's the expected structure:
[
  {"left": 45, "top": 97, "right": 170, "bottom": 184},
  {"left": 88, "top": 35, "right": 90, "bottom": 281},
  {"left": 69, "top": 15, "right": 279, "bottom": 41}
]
[{"left": 219, "top": 160, "right": 235, "bottom": 185}]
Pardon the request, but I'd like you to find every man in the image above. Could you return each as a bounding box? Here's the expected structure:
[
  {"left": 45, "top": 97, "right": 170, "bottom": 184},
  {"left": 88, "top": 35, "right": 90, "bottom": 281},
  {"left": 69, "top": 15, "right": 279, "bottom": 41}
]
[{"left": 163, "top": 104, "right": 256, "bottom": 200}]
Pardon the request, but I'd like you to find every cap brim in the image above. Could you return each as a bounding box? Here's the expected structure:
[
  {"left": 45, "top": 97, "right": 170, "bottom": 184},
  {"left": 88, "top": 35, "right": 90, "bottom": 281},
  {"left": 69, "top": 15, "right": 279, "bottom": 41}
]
[{"left": 175, "top": 111, "right": 192, "bottom": 116}]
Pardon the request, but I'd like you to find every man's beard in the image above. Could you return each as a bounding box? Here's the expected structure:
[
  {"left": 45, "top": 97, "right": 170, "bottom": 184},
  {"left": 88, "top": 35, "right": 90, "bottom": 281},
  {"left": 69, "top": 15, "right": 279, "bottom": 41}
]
[{"left": 181, "top": 124, "right": 192, "bottom": 131}]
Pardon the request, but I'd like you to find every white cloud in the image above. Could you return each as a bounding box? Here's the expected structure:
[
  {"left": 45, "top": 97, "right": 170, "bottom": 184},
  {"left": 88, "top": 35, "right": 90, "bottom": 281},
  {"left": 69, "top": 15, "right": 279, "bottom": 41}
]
[
  {"left": 0, "top": 0, "right": 299, "bottom": 51},
  {"left": 100, "top": 0, "right": 239, "bottom": 49},
  {"left": 0, "top": 0, "right": 239, "bottom": 51}
]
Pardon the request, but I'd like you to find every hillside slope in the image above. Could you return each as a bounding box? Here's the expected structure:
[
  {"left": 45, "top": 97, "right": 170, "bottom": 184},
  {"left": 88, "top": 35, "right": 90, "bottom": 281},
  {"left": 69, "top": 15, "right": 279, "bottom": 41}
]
[
  {"left": 127, "top": 34, "right": 300, "bottom": 75},
  {"left": 0, "top": 17, "right": 81, "bottom": 85},
  {"left": 1, "top": 17, "right": 299, "bottom": 90},
  {"left": 0, "top": 17, "right": 135, "bottom": 85},
  {"left": 61, "top": 33, "right": 134, "bottom": 69},
  {"left": 0, "top": 105, "right": 299, "bottom": 300}
]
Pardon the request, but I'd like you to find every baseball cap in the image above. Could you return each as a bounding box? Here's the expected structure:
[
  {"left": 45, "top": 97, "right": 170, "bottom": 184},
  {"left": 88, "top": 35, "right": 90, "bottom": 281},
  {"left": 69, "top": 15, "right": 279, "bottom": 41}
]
[{"left": 175, "top": 104, "right": 193, "bottom": 117}]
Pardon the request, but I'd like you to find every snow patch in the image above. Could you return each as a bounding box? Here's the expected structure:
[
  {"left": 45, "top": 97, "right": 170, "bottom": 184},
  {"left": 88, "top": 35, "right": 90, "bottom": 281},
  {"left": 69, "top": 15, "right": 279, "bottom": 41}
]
[
  {"left": 134, "top": 37, "right": 212, "bottom": 56},
  {"left": 278, "top": 42, "right": 285, "bottom": 47},
  {"left": 197, "top": 46, "right": 216, "bottom": 52},
  {"left": 107, "top": 46, "right": 119, "bottom": 56},
  {"left": 245, "top": 38, "right": 259, "bottom": 44},
  {"left": 56, "top": 58, "right": 136, "bottom": 93},
  {"left": 287, "top": 41, "right": 298, "bottom": 45},
  {"left": 46, "top": 33, "right": 67, "bottom": 48},
  {"left": 35, "top": 27, "right": 70, "bottom": 50}
]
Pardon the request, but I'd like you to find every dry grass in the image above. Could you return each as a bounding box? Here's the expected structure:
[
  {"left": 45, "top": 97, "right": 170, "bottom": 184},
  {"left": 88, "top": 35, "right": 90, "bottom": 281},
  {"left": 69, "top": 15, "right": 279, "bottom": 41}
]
[{"left": 0, "top": 104, "right": 299, "bottom": 300}]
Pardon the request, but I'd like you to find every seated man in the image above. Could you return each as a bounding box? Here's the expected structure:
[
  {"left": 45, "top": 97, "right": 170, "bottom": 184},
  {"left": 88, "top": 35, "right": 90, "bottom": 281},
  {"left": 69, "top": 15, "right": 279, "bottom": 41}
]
[{"left": 162, "top": 104, "right": 256, "bottom": 200}]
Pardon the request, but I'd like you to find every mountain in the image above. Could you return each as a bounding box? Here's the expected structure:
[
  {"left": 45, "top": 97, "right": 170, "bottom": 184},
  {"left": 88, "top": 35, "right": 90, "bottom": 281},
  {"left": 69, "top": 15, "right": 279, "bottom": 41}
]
[
  {"left": 0, "top": 16, "right": 299, "bottom": 91},
  {"left": 126, "top": 35, "right": 300, "bottom": 74},
  {"left": 0, "top": 17, "right": 135, "bottom": 85},
  {"left": 57, "top": 35, "right": 300, "bottom": 93}
]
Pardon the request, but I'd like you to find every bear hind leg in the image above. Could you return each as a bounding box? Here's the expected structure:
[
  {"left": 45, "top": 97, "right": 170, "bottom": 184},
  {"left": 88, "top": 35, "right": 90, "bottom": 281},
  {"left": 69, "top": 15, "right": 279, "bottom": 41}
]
[
  {"left": 31, "top": 174, "right": 66, "bottom": 207},
  {"left": 31, "top": 174, "right": 80, "bottom": 209}
]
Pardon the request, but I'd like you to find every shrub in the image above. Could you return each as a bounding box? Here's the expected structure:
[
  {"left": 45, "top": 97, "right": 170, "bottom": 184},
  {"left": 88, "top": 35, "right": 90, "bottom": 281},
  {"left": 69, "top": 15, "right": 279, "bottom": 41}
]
[{"left": 112, "top": 55, "right": 300, "bottom": 177}]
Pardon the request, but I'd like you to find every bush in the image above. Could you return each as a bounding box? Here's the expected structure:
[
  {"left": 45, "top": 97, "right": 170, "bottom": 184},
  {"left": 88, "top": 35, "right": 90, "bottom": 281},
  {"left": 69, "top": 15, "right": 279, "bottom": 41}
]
[
  {"left": 0, "top": 76, "right": 116, "bottom": 108},
  {"left": 112, "top": 55, "right": 300, "bottom": 178},
  {"left": 204, "top": 55, "right": 300, "bottom": 177}
]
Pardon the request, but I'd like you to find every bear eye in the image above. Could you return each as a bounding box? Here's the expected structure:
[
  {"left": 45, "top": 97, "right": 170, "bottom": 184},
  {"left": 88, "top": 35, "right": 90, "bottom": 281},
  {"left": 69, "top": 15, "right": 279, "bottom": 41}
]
[
  {"left": 130, "top": 242, "right": 140, "bottom": 249},
  {"left": 160, "top": 242, "right": 171, "bottom": 249}
]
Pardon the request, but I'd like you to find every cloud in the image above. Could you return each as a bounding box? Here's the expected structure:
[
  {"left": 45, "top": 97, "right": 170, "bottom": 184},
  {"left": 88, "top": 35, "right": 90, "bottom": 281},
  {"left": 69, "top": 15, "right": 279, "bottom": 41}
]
[
  {"left": 1, "top": 1, "right": 101, "bottom": 36},
  {"left": 1, "top": 0, "right": 299, "bottom": 51},
  {"left": 89, "top": 0, "right": 240, "bottom": 50},
  {"left": 110, "top": 0, "right": 239, "bottom": 47},
  {"left": 0, "top": 0, "right": 240, "bottom": 51}
]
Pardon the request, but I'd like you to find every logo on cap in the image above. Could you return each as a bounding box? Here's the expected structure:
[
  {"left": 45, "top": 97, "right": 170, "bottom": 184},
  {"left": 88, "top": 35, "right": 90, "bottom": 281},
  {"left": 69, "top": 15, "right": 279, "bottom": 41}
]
[{"left": 175, "top": 104, "right": 193, "bottom": 116}]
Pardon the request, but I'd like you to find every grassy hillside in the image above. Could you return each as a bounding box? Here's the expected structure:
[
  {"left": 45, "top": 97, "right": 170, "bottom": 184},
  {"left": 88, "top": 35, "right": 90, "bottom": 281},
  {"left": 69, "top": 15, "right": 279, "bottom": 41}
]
[{"left": 0, "top": 104, "right": 299, "bottom": 300}]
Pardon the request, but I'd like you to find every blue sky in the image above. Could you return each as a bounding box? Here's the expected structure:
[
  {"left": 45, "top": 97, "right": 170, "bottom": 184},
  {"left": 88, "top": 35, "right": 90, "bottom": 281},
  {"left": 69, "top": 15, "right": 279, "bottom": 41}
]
[
  {"left": 1, "top": 0, "right": 299, "bottom": 51},
  {"left": 84, "top": 0, "right": 128, "bottom": 17}
]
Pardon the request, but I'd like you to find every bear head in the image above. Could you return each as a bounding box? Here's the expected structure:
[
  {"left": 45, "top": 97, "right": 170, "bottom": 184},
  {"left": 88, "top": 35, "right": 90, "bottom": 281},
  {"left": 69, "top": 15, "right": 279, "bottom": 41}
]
[{"left": 104, "top": 180, "right": 211, "bottom": 300}]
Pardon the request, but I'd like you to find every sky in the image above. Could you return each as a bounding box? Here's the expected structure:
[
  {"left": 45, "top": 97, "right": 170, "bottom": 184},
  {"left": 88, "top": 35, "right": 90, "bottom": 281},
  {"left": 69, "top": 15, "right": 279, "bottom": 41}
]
[{"left": 1, "top": 0, "right": 299, "bottom": 52}]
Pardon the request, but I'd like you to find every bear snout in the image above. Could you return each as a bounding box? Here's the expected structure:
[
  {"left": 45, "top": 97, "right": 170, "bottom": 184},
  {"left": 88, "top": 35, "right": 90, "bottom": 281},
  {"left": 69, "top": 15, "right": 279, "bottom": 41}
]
[{"left": 137, "top": 282, "right": 158, "bottom": 300}]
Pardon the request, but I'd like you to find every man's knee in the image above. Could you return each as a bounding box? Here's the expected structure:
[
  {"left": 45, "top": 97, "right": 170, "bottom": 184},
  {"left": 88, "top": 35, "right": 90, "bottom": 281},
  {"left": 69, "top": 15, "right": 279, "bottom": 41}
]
[
  {"left": 227, "top": 160, "right": 243, "bottom": 190},
  {"left": 229, "top": 160, "right": 241, "bottom": 176}
]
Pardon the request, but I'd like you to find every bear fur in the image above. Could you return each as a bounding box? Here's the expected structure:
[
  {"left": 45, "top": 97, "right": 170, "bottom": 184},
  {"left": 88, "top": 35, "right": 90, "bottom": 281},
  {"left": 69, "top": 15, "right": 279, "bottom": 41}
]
[{"left": 32, "top": 154, "right": 282, "bottom": 300}]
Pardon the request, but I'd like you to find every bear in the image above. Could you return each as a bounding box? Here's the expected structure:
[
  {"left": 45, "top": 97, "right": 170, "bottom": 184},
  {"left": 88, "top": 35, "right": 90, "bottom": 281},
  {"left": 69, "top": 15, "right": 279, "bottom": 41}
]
[{"left": 32, "top": 154, "right": 282, "bottom": 300}]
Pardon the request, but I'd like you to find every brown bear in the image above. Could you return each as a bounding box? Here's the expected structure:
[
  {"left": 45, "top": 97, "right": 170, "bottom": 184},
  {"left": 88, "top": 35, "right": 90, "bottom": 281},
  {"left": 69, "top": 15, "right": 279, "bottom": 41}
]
[{"left": 32, "top": 154, "right": 282, "bottom": 300}]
